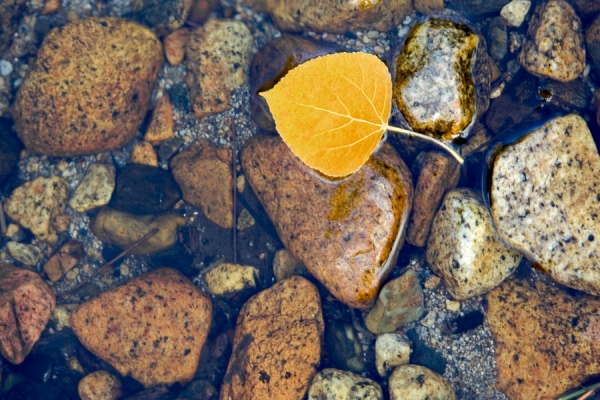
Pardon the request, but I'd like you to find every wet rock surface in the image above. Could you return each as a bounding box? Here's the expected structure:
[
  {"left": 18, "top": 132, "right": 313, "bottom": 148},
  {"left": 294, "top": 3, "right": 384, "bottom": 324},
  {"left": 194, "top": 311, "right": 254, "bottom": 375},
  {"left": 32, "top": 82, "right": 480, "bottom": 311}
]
[
  {"left": 242, "top": 0, "right": 413, "bottom": 34},
  {"left": 6, "top": 242, "right": 43, "bottom": 267},
  {"left": 389, "top": 364, "right": 456, "bottom": 400},
  {"left": 14, "top": 18, "right": 163, "bottom": 156},
  {"left": 427, "top": 189, "right": 522, "bottom": 300},
  {"left": 486, "top": 277, "right": 600, "bottom": 400},
  {"left": 491, "top": 115, "right": 600, "bottom": 296},
  {"left": 242, "top": 135, "right": 413, "bottom": 309},
  {"left": 144, "top": 94, "right": 175, "bottom": 146},
  {"left": 43, "top": 239, "right": 84, "bottom": 282},
  {"left": 393, "top": 17, "right": 490, "bottom": 141},
  {"left": 78, "top": 370, "right": 123, "bottom": 400},
  {"left": 71, "top": 268, "right": 212, "bottom": 388},
  {"left": 308, "top": 368, "right": 383, "bottom": 400},
  {"left": 132, "top": 0, "right": 193, "bottom": 37},
  {"left": 204, "top": 263, "right": 259, "bottom": 296},
  {"left": 517, "top": 0, "right": 585, "bottom": 82},
  {"left": 0, "top": 263, "right": 56, "bottom": 364},
  {"left": 220, "top": 276, "right": 323, "bottom": 400},
  {"left": 70, "top": 163, "right": 116, "bottom": 213},
  {"left": 0, "top": 0, "right": 26, "bottom": 53},
  {"left": 375, "top": 333, "right": 411, "bottom": 376}
]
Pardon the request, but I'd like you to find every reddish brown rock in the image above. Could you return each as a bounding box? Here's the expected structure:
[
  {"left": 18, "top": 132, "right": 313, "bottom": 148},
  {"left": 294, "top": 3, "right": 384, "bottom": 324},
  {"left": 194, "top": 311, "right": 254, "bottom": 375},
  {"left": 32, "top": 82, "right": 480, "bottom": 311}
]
[
  {"left": 0, "top": 263, "right": 56, "bottom": 364},
  {"left": 406, "top": 151, "right": 460, "bottom": 247},
  {"left": 486, "top": 277, "right": 600, "bottom": 400},
  {"left": 170, "top": 139, "right": 233, "bottom": 228},
  {"left": 71, "top": 268, "right": 212, "bottom": 387},
  {"left": 144, "top": 95, "right": 175, "bottom": 146},
  {"left": 242, "top": 135, "right": 413, "bottom": 309},
  {"left": 220, "top": 276, "right": 323, "bottom": 400},
  {"left": 43, "top": 240, "right": 84, "bottom": 282}
]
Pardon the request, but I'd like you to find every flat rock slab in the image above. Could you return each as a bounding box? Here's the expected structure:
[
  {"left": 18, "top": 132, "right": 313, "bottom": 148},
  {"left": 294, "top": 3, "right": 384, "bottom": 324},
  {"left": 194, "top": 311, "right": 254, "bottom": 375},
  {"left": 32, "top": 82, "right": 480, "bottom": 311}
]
[
  {"left": 486, "top": 277, "right": 600, "bottom": 400},
  {"left": 71, "top": 268, "right": 212, "bottom": 387},
  {"left": 220, "top": 276, "right": 323, "bottom": 400},
  {"left": 491, "top": 114, "right": 600, "bottom": 295},
  {"left": 242, "top": 135, "right": 413, "bottom": 309}
]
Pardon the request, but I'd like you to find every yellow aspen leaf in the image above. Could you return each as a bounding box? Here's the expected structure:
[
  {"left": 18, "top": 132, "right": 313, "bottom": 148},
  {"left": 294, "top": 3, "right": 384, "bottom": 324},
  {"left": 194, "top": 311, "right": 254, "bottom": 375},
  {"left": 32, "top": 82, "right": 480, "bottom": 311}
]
[{"left": 261, "top": 52, "right": 392, "bottom": 177}]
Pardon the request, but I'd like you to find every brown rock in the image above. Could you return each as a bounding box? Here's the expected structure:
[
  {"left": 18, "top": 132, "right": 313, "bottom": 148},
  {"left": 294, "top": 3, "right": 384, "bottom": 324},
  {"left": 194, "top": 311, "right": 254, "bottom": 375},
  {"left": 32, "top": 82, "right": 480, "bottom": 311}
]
[
  {"left": 571, "top": 0, "right": 600, "bottom": 17},
  {"left": 186, "top": 20, "right": 254, "bottom": 118},
  {"left": 0, "top": 0, "right": 26, "bottom": 54},
  {"left": 71, "top": 268, "right": 212, "bottom": 387},
  {"left": 586, "top": 15, "right": 600, "bottom": 74},
  {"left": 220, "top": 276, "right": 323, "bottom": 400},
  {"left": 486, "top": 277, "right": 600, "bottom": 400},
  {"left": 132, "top": 0, "right": 193, "bottom": 37},
  {"left": 41, "top": 0, "right": 60, "bottom": 14},
  {"left": 78, "top": 370, "right": 123, "bottom": 400},
  {"left": 406, "top": 151, "right": 460, "bottom": 247},
  {"left": 171, "top": 139, "right": 233, "bottom": 228},
  {"left": 130, "top": 141, "right": 159, "bottom": 167},
  {"left": 144, "top": 95, "right": 175, "bottom": 146},
  {"left": 14, "top": 18, "right": 163, "bottom": 156},
  {"left": 415, "top": 0, "right": 445, "bottom": 14},
  {"left": 0, "top": 263, "right": 56, "bottom": 364},
  {"left": 43, "top": 240, "right": 84, "bottom": 282},
  {"left": 163, "top": 29, "right": 189, "bottom": 67},
  {"left": 188, "top": 0, "right": 219, "bottom": 24},
  {"left": 242, "top": 135, "right": 413, "bottom": 309}
]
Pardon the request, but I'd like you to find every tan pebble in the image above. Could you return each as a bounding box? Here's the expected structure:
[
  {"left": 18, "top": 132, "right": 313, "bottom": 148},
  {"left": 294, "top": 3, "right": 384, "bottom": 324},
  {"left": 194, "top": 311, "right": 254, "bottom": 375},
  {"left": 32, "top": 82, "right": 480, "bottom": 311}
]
[
  {"left": 236, "top": 174, "right": 245, "bottom": 192},
  {"left": 57, "top": 159, "right": 69, "bottom": 171},
  {"left": 53, "top": 213, "right": 71, "bottom": 233},
  {"left": 445, "top": 300, "right": 461, "bottom": 311},
  {"left": 164, "top": 28, "right": 189, "bottom": 66},
  {"left": 236, "top": 208, "right": 255, "bottom": 231},
  {"left": 78, "top": 370, "right": 123, "bottom": 400},
  {"left": 420, "top": 311, "right": 436, "bottom": 328},
  {"left": 424, "top": 275, "right": 441, "bottom": 289},
  {"left": 66, "top": 268, "right": 79, "bottom": 281},
  {"left": 144, "top": 95, "right": 175, "bottom": 145},
  {"left": 68, "top": 356, "right": 85, "bottom": 374},
  {"left": 130, "top": 141, "right": 159, "bottom": 166}
]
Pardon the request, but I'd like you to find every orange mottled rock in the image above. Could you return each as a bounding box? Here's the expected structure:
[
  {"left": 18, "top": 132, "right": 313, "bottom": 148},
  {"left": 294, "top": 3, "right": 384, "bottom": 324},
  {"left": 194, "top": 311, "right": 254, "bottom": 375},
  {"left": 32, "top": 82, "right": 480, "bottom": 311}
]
[
  {"left": 71, "top": 268, "right": 212, "bottom": 387},
  {"left": 242, "top": 135, "right": 413, "bottom": 309},
  {"left": 144, "top": 95, "right": 175, "bottom": 146},
  {"left": 0, "top": 263, "right": 56, "bottom": 364},
  {"left": 220, "top": 276, "right": 323, "bottom": 400}
]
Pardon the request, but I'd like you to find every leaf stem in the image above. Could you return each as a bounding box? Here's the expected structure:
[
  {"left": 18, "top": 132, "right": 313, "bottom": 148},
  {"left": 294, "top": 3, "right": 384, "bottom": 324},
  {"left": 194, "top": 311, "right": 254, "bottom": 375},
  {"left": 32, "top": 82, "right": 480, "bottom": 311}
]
[{"left": 385, "top": 125, "right": 464, "bottom": 164}]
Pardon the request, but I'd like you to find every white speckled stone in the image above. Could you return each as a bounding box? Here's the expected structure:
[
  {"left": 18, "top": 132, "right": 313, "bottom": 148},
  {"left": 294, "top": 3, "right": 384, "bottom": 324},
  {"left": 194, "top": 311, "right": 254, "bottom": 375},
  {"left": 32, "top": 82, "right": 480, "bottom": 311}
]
[
  {"left": 426, "top": 189, "right": 522, "bottom": 300},
  {"left": 6, "top": 242, "right": 43, "bottom": 266},
  {"left": 518, "top": 0, "right": 585, "bottom": 82},
  {"left": 389, "top": 365, "right": 456, "bottom": 400},
  {"left": 375, "top": 333, "right": 411, "bottom": 376},
  {"left": 69, "top": 163, "right": 116, "bottom": 213},
  {"left": 500, "top": 0, "right": 531, "bottom": 27},
  {"left": 308, "top": 368, "right": 383, "bottom": 400},
  {"left": 491, "top": 114, "right": 600, "bottom": 295},
  {"left": 204, "top": 263, "right": 259, "bottom": 295}
]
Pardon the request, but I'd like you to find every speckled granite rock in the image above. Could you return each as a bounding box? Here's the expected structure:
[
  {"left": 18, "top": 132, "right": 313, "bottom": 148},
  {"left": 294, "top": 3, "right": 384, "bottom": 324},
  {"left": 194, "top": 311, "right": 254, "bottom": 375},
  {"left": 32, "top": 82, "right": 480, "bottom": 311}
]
[
  {"left": 393, "top": 16, "right": 491, "bottom": 141},
  {"left": 0, "top": 0, "right": 26, "bottom": 53},
  {"left": 500, "top": 0, "right": 531, "bottom": 27},
  {"left": 242, "top": 0, "right": 412, "bottom": 34},
  {"left": 204, "top": 263, "right": 259, "bottom": 296},
  {"left": 14, "top": 18, "right": 163, "bottom": 156},
  {"left": 171, "top": 139, "right": 232, "bottom": 228},
  {"left": 427, "top": 189, "right": 521, "bottom": 300},
  {"left": 186, "top": 20, "right": 254, "bottom": 118},
  {"left": 70, "top": 163, "right": 116, "bottom": 213},
  {"left": 406, "top": 151, "right": 460, "bottom": 247},
  {"left": 486, "top": 277, "right": 600, "bottom": 400},
  {"left": 250, "top": 35, "right": 338, "bottom": 132},
  {"left": 389, "top": 365, "right": 456, "bottom": 400},
  {"left": 4, "top": 176, "right": 69, "bottom": 244},
  {"left": 365, "top": 269, "right": 425, "bottom": 334},
  {"left": 587, "top": 15, "right": 600, "bottom": 73},
  {"left": 491, "top": 114, "right": 600, "bottom": 296},
  {"left": 71, "top": 268, "right": 212, "bottom": 388},
  {"left": 90, "top": 208, "right": 186, "bottom": 255},
  {"left": 220, "top": 276, "right": 323, "bottom": 400},
  {"left": 6, "top": 242, "right": 43, "bottom": 267},
  {"left": 0, "top": 263, "right": 56, "bottom": 364},
  {"left": 517, "top": 0, "right": 585, "bottom": 82},
  {"left": 132, "top": 0, "right": 193, "bottom": 37},
  {"left": 0, "top": 122, "right": 21, "bottom": 184},
  {"left": 78, "top": 370, "right": 123, "bottom": 400},
  {"left": 375, "top": 333, "right": 411, "bottom": 376},
  {"left": 242, "top": 135, "right": 413, "bottom": 309},
  {"left": 308, "top": 369, "right": 383, "bottom": 400}
]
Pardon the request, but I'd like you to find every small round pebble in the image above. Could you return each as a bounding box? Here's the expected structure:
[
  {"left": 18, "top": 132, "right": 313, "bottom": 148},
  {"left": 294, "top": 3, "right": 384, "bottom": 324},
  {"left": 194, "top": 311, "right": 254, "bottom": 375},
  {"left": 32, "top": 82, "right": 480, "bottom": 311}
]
[
  {"left": 0, "top": 60, "right": 13, "bottom": 76},
  {"left": 78, "top": 370, "right": 123, "bottom": 400},
  {"left": 389, "top": 364, "right": 456, "bottom": 400},
  {"left": 376, "top": 333, "right": 411, "bottom": 376}
]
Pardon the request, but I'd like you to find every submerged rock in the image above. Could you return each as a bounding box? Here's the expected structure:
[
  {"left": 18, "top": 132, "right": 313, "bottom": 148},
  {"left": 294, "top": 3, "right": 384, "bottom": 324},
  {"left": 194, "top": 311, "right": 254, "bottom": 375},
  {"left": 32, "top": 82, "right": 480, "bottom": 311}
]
[
  {"left": 186, "top": 20, "right": 254, "bottom": 118},
  {"left": 0, "top": 263, "right": 56, "bottom": 364},
  {"left": 6, "top": 242, "right": 43, "bottom": 267},
  {"left": 426, "top": 189, "right": 522, "bottom": 300},
  {"left": 144, "top": 94, "right": 175, "bottom": 146},
  {"left": 0, "top": 0, "right": 26, "bottom": 53},
  {"left": 43, "top": 239, "right": 84, "bottom": 282},
  {"left": 325, "top": 320, "right": 364, "bottom": 373},
  {"left": 272, "top": 248, "right": 308, "bottom": 281},
  {"left": 375, "top": 333, "right": 411, "bottom": 376},
  {"left": 365, "top": 269, "right": 425, "bottom": 334},
  {"left": 70, "top": 163, "right": 116, "bottom": 213},
  {"left": 517, "top": 0, "right": 585, "bottom": 82},
  {"left": 486, "top": 278, "right": 600, "bottom": 400},
  {"left": 393, "top": 16, "right": 491, "bottom": 141},
  {"left": 4, "top": 176, "right": 69, "bottom": 244},
  {"left": 388, "top": 364, "right": 456, "bottom": 400},
  {"left": 242, "top": 135, "right": 413, "bottom": 309},
  {"left": 71, "top": 268, "right": 212, "bottom": 388},
  {"left": 204, "top": 263, "right": 259, "bottom": 296},
  {"left": 241, "top": 0, "right": 412, "bottom": 34},
  {"left": 500, "top": 0, "right": 531, "bottom": 27},
  {"left": 78, "top": 370, "right": 123, "bottom": 400},
  {"left": 170, "top": 139, "right": 232, "bottom": 228},
  {"left": 491, "top": 114, "right": 600, "bottom": 296},
  {"left": 111, "top": 164, "right": 182, "bottom": 215},
  {"left": 14, "top": 18, "right": 163, "bottom": 156},
  {"left": 220, "top": 276, "right": 323, "bottom": 400},
  {"left": 308, "top": 369, "right": 383, "bottom": 400},
  {"left": 90, "top": 208, "right": 186, "bottom": 255},
  {"left": 132, "top": 0, "right": 193, "bottom": 37},
  {"left": 587, "top": 15, "right": 600, "bottom": 73}
]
